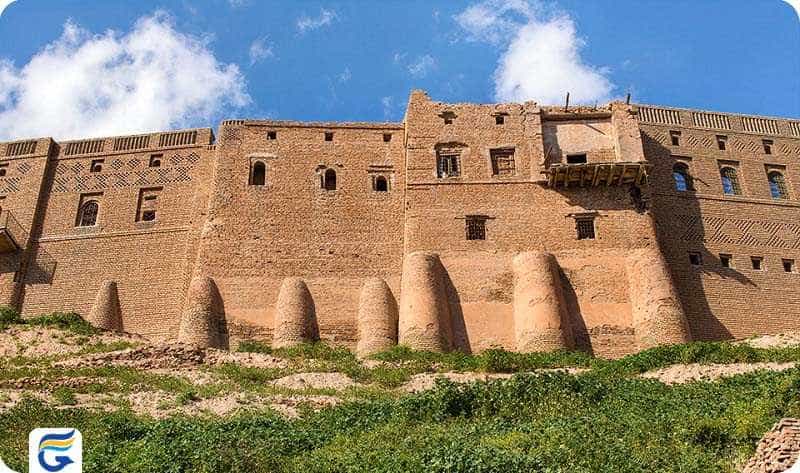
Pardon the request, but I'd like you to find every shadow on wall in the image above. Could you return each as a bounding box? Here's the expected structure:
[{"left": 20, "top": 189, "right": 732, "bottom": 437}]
[
  {"left": 642, "top": 133, "right": 755, "bottom": 341},
  {"left": 442, "top": 268, "right": 471, "bottom": 353}
]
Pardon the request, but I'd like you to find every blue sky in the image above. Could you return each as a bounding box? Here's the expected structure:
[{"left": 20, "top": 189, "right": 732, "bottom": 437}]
[{"left": 0, "top": 0, "right": 797, "bottom": 140}]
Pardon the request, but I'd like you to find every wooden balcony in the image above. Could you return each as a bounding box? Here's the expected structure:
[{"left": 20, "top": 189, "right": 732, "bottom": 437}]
[{"left": 543, "top": 161, "right": 649, "bottom": 189}]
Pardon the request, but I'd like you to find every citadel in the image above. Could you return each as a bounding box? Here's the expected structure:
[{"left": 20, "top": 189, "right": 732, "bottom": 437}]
[{"left": 1, "top": 90, "right": 798, "bottom": 357}]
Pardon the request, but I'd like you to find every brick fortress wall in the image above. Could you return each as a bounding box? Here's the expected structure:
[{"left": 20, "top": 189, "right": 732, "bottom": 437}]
[{"left": 0, "top": 91, "right": 796, "bottom": 356}]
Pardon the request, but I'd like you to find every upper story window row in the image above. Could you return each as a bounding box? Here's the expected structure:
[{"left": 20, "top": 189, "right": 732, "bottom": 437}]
[
  {"left": 672, "top": 160, "right": 791, "bottom": 200},
  {"left": 247, "top": 160, "right": 391, "bottom": 193},
  {"left": 436, "top": 147, "right": 517, "bottom": 179}
]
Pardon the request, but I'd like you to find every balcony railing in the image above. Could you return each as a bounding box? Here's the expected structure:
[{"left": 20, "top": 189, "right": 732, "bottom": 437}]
[{"left": 0, "top": 210, "right": 28, "bottom": 253}]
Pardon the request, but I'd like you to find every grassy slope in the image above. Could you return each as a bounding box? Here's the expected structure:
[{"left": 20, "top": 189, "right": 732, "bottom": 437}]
[{"left": 1, "top": 309, "right": 800, "bottom": 472}]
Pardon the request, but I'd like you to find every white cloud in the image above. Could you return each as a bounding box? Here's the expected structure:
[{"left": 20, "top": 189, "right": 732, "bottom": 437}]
[
  {"left": 338, "top": 67, "right": 351, "bottom": 83},
  {"left": 455, "top": 0, "right": 613, "bottom": 105},
  {"left": 407, "top": 54, "right": 436, "bottom": 78},
  {"left": 0, "top": 0, "right": 15, "bottom": 17},
  {"left": 248, "top": 37, "right": 273, "bottom": 65},
  {"left": 381, "top": 96, "right": 394, "bottom": 120},
  {"left": 297, "top": 8, "right": 337, "bottom": 34},
  {"left": 782, "top": 0, "right": 800, "bottom": 20},
  {"left": 0, "top": 12, "right": 249, "bottom": 141}
]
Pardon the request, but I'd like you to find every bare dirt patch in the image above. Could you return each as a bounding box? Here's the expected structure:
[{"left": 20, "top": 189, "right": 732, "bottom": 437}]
[
  {"left": 0, "top": 326, "right": 143, "bottom": 358},
  {"left": 640, "top": 362, "right": 796, "bottom": 385},
  {"left": 272, "top": 372, "right": 357, "bottom": 390},
  {"left": 740, "top": 332, "right": 800, "bottom": 350},
  {"left": 401, "top": 368, "right": 585, "bottom": 393}
]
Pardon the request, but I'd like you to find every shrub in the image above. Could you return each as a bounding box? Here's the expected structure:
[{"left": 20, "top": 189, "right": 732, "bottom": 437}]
[
  {"left": 237, "top": 340, "right": 273, "bottom": 354},
  {"left": 27, "top": 312, "right": 97, "bottom": 335},
  {"left": 0, "top": 305, "right": 23, "bottom": 326}
]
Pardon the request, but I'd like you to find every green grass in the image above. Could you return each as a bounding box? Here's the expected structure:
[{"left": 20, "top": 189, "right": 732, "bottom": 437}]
[
  {"left": 0, "top": 368, "right": 797, "bottom": 472},
  {"left": 0, "top": 306, "right": 99, "bottom": 335}
]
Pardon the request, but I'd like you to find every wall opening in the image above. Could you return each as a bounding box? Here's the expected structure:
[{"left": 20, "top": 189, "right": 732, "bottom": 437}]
[
  {"left": 720, "top": 166, "right": 741, "bottom": 195},
  {"left": 688, "top": 251, "right": 702, "bottom": 266},
  {"left": 566, "top": 153, "right": 587, "bottom": 164},
  {"left": 324, "top": 131, "right": 334, "bottom": 142},
  {"left": 767, "top": 170, "right": 788, "bottom": 199},
  {"left": 136, "top": 187, "right": 163, "bottom": 223},
  {"left": 575, "top": 216, "right": 596, "bottom": 240},
  {"left": 670, "top": 130, "right": 681, "bottom": 146},
  {"left": 719, "top": 254, "right": 732, "bottom": 268},
  {"left": 90, "top": 159, "right": 104, "bottom": 173},
  {"left": 716, "top": 135, "right": 727, "bottom": 151},
  {"left": 762, "top": 139, "right": 773, "bottom": 155},
  {"left": 250, "top": 161, "right": 267, "bottom": 186},
  {"left": 782, "top": 259, "right": 795, "bottom": 273},
  {"left": 322, "top": 168, "right": 337, "bottom": 191},
  {"left": 465, "top": 216, "right": 486, "bottom": 240},
  {"left": 751, "top": 256, "right": 763, "bottom": 271},
  {"left": 149, "top": 154, "right": 162, "bottom": 168},
  {"left": 490, "top": 148, "right": 516, "bottom": 176},
  {"left": 76, "top": 200, "right": 99, "bottom": 227},
  {"left": 672, "top": 162, "right": 693, "bottom": 191},
  {"left": 374, "top": 175, "right": 389, "bottom": 192}
]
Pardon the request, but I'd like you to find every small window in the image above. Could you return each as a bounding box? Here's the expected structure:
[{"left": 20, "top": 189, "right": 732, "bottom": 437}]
[
  {"left": 250, "top": 161, "right": 266, "bottom": 186},
  {"left": 267, "top": 131, "right": 277, "bottom": 140},
  {"left": 782, "top": 259, "right": 795, "bottom": 273},
  {"left": 688, "top": 252, "right": 702, "bottom": 266},
  {"left": 673, "top": 163, "right": 693, "bottom": 192},
  {"left": 575, "top": 217, "right": 595, "bottom": 240},
  {"left": 566, "top": 153, "right": 587, "bottom": 164},
  {"left": 373, "top": 175, "right": 389, "bottom": 192},
  {"left": 136, "top": 187, "right": 162, "bottom": 222},
  {"left": 465, "top": 216, "right": 486, "bottom": 240},
  {"left": 0, "top": 164, "right": 7, "bottom": 177},
  {"left": 720, "top": 167, "right": 741, "bottom": 195},
  {"left": 719, "top": 254, "right": 732, "bottom": 268},
  {"left": 495, "top": 115, "right": 505, "bottom": 125},
  {"left": 149, "top": 154, "right": 162, "bottom": 168},
  {"left": 77, "top": 200, "right": 99, "bottom": 227},
  {"left": 437, "top": 153, "right": 461, "bottom": 178},
  {"left": 322, "top": 168, "right": 337, "bottom": 191},
  {"left": 90, "top": 159, "right": 104, "bottom": 173},
  {"left": 751, "top": 256, "right": 763, "bottom": 271},
  {"left": 440, "top": 111, "right": 456, "bottom": 125},
  {"left": 490, "top": 148, "right": 516, "bottom": 176},
  {"left": 383, "top": 133, "right": 392, "bottom": 143},
  {"left": 324, "top": 131, "right": 334, "bottom": 142},
  {"left": 768, "top": 171, "right": 788, "bottom": 199},
  {"left": 670, "top": 130, "right": 681, "bottom": 146},
  {"left": 762, "top": 139, "right": 773, "bottom": 155},
  {"left": 716, "top": 135, "right": 727, "bottom": 151}
]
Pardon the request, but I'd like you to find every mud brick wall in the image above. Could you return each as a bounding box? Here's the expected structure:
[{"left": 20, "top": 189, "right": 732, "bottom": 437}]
[
  {"left": 16, "top": 129, "right": 216, "bottom": 339},
  {"left": 641, "top": 106, "right": 800, "bottom": 341},
  {"left": 191, "top": 120, "right": 406, "bottom": 346}
]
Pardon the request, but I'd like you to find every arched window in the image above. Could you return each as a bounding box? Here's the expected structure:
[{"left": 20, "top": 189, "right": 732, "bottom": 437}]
[
  {"left": 250, "top": 161, "right": 266, "bottom": 186},
  {"left": 374, "top": 175, "right": 388, "bottom": 192},
  {"left": 672, "top": 163, "right": 693, "bottom": 192},
  {"left": 768, "top": 171, "right": 789, "bottom": 199},
  {"left": 720, "top": 167, "right": 741, "bottom": 195},
  {"left": 77, "top": 201, "right": 98, "bottom": 227},
  {"left": 323, "top": 168, "right": 337, "bottom": 191}
]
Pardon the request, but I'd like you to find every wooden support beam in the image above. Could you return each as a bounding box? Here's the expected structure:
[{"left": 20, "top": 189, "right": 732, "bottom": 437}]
[
  {"left": 564, "top": 166, "right": 570, "bottom": 189},
  {"left": 591, "top": 165, "right": 601, "bottom": 187},
  {"left": 606, "top": 164, "right": 615, "bottom": 186},
  {"left": 634, "top": 165, "right": 644, "bottom": 185},
  {"left": 618, "top": 164, "right": 628, "bottom": 185}
]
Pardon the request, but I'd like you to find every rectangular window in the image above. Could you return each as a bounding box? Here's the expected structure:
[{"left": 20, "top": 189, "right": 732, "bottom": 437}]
[
  {"left": 0, "top": 163, "right": 8, "bottom": 177},
  {"left": 495, "top": 114, "right": 506, "bottom": 125},
  {"left": 762, "top": 139, "right": 773, "bottom": 155},
  {"left": 716, "top": 135, "right": 727, "bottom": 151},
  {"left": 670, "top": 130, "right": 681, "bottom": 146},
  {"left": 465, "top": 216, "right": 486, "bottom": 240},
  {"left": 783, "top": 259, "right": 795, "bottom": 273},
  {"left": 437, "top": 153, "right": 461, "bottom": 178},
  {"left": 136, "top": 187, "right": 162, "bottom": 223},
  {"left": 575, "top": 217, "right": 595, "bottom": 240},
  {"left": 566, "top": 153, "right": 587, "bottom": 164},
  {"left": 90, "top": 159, "right": 104, "bottom": 173},
  {"left": 490, "top": 148, "right": 516, "bottom": 176},
  {"left": 441, "top": 111, "right": 456, "bottom": 125},
  {"left": 689, "top": 251, "right": 702, "bottom": 266},
  {"left": 267, "top": 131, "right": 277, "bottom": 140},
  {"left": 324, "top": 131, "right": 334, "bottom": 141},
  {"left": 383, "top": 133, "right": 392, "bottom": 142},
  {"left": 149, "top": 154, "right": 162, "bottom": 168},
  {"left": 719, "top": 254, "right": 732, "bottom": 268},
  {"left": 751, "top": 256, "right": 763, "bottom": 271}
]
